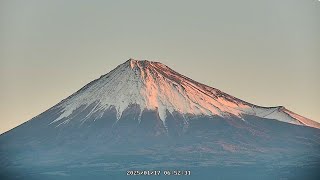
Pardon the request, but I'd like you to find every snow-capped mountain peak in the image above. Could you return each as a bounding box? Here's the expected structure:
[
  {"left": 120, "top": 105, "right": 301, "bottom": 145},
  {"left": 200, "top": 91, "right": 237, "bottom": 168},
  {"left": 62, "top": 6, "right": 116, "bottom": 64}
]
[{"left": 51, "top": 59, "right": 320, "bottom": 129}]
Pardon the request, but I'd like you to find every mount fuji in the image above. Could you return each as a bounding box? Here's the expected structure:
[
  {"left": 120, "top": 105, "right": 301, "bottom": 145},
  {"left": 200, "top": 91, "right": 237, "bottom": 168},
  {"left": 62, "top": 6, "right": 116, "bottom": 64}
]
[{"left": 1, "top": 59, "right": 320, "bottom": 180}]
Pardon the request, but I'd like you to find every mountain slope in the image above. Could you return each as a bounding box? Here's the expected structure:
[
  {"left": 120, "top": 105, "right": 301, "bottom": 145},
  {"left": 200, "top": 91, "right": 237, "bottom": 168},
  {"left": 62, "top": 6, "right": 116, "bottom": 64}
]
[{"left": 49, "top": 59, "right": 319, "bottom": 129}]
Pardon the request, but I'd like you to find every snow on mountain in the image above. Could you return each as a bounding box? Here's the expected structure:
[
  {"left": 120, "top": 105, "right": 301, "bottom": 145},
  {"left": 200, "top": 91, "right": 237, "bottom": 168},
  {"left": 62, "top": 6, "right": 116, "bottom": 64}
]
[{"left": 51, "top": 59, "right": 320, "bottom": 129}]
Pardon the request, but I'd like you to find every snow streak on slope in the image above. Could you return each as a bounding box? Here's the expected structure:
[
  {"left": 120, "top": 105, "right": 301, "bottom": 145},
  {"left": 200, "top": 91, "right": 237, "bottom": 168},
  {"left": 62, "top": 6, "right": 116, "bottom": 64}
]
[{"left": 51, "top": 59, "right": 320, "bottom": 129}]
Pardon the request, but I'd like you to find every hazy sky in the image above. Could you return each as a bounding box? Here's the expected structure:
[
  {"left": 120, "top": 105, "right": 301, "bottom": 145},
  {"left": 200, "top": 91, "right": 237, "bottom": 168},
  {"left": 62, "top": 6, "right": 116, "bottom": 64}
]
[{"left": 1, "top": 0, "right": 319, "bottom": 134}]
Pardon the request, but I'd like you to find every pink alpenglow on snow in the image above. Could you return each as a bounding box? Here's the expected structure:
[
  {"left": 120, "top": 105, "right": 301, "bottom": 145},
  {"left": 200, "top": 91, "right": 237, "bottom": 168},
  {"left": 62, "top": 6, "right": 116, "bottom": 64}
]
[{"left": 52, "top": 59, "right": 320, "bottom": 129}]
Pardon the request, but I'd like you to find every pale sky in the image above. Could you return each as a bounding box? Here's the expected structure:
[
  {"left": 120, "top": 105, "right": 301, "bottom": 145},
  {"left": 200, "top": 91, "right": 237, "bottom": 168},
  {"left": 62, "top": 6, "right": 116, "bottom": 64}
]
[{"left": 1, "top": 0, "right": 319, "bottom": 134}]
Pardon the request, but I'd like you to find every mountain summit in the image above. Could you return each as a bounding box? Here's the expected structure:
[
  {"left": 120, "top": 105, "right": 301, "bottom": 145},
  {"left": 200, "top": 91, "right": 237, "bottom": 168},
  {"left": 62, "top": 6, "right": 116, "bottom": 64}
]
[{"left": 51, "top": 59, "right": 319, "bottom": 129}]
